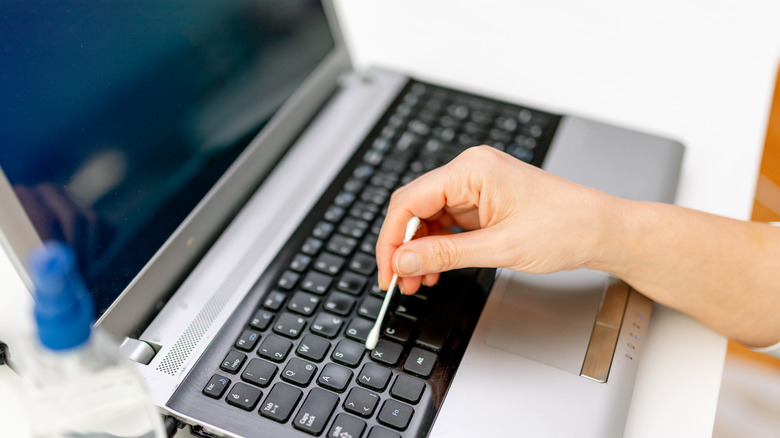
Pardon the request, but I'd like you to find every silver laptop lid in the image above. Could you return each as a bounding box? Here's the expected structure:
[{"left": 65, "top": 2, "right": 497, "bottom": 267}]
[{"left": 0, "top": 0, "right": 350, "bottom": 338}]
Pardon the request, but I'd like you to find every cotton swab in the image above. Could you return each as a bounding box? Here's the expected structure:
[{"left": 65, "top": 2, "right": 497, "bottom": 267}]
[{"left": 365, "top": 216, "right": 421, "bottom": 350}]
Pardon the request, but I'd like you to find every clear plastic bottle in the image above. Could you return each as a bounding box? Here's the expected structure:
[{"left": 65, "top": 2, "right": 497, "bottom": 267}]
[{"left": 21, "top": 242, "right": 166, "bottom": 438}]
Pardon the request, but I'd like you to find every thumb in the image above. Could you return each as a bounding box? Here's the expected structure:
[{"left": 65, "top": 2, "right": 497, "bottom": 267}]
[{"left": 392, "top": 230, "right": 501, "bottom": 277}]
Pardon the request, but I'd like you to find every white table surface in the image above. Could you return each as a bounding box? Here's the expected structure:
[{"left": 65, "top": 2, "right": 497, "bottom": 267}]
[{"left": 3, "top": 1, "right": 780, "bottom": 436}]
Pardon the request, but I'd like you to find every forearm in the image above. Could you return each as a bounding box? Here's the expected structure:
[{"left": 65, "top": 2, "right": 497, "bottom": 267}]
[{"left": 592, "top": 199, "right": 780, "bottom": 347}]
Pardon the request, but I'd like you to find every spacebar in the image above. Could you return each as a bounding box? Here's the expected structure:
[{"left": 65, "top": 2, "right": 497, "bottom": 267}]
[{"left": 415, "top": 286, "right": 467, "bottom": 352}]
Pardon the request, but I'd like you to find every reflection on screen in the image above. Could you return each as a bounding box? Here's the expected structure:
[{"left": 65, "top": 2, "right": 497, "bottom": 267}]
[{"left": 0, "top": 0, "right": 334, "bottom": 315}]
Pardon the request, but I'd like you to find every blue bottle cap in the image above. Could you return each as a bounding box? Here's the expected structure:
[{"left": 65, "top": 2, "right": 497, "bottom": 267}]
[{"left": 28, "top": 241, "right": 95, "bottom": 351}]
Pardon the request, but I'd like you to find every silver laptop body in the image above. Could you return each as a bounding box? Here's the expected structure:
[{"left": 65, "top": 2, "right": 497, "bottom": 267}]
[{"left": 0, "top": 1, "right": 682, "bottom": 437}]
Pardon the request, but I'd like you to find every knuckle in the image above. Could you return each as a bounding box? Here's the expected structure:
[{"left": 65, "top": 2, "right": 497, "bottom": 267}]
[
  {"left": 455, "top": 145, "right": 499, "bottom": 167},
  {"left": 430, "top": 238, "right": 459, "bottom": 271}
]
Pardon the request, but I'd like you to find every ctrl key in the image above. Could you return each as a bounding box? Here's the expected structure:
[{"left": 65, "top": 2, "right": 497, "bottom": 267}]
[{"left": 203, "top": 374, "right": 230, "bottom": 399}]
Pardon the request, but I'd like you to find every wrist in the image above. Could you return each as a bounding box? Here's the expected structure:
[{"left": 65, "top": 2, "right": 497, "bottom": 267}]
[{"left": 586, "top": 194, "right": 641, "bottom": 276}]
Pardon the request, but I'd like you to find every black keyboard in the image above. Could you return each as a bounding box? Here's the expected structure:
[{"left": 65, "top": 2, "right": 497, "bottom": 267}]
[{"left": 168, "top": 80, "right": 560, "bottom": 438}]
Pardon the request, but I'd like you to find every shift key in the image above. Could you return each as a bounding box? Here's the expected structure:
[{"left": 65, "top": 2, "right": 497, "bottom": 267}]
[{"left": 293, "top": 388, "right": 339, "bottom": 435}]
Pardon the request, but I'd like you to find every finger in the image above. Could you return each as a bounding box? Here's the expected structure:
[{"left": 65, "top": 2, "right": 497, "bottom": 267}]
[
  {"left": 392, "top": 227, "right": 509, "bottom": 277},
  {"left": 422, "top": 273, "right": 440, "bottom": 287},
  {"left": 398, "top": 275, "right": 422, "bottom": 296}
]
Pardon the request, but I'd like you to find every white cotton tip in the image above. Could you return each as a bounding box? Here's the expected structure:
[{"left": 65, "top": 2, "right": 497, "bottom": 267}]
[
  {"left": 365, "top": 326, "right": 380, "bottom": 350},
  {"left": 403, "top": 216, "right": 421, "bottom": 243}
]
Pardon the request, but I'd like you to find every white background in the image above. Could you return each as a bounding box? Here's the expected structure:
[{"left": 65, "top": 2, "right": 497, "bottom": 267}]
[{"left": 3, "top": 1, "right": 780, "bottom": 436}]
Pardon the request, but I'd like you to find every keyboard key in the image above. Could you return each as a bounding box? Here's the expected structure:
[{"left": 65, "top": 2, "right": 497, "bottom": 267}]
[
  {"left": 339, "top": 217, "right": 369, "bottom": 239},
  {"left": 360, "top": 234, "right": 378, "bottom": 256},
  {"left": 219, "top": 350, "right": 246, "bottom": 374},
  {"left": 287, "top": 291, "right": 320, "bottom": 316},
  {"left": 403, "top": 347, "right": 437, "bottom": 378},
  {"left": 260, "top": 383, "right": 302, "bottom": 423},
  {"left": 312, "top": 221, "right": 335, "bottom": 240},
  {"left": 313, "top": 252, "right": 345, "bottom": 276},
  {"left": 366, "top": 278, "right": 385, "bottom": 298},
  {"left": 394, "top": 295, "right": 426, "bottom": 322},
  {"left": 241, "top": 358, "right": 277, "bottom": 388},
  {"left": 357, "top": 362, "right": 392, "bottom": 392},
  {"left": 358, "top": 296, "right": 383, "bottom": 320},
  {"left": 293, "top": 388, "right": 339, "bottom": 435},
  {"left": 327, "top": 234, "right": 358, "bottom": 257},
  {"left": 273, "top": 312, "right": 307, "bottom": 339},
  {"left": 337, "top": 271, "right": 368, "bottom": 295},
  {"left": 370, "top": 171, "right": 399, "bottom": 190},
  {"left": 383, "top": 315, "right": 414, "bottom": 344},
  {"left": 324, "top": 205, "right": 346, "bottom": 223},
  {"left": 349, "top": 201, "right": 379, "bottom": 222},
  {"left": 345, "top": 317, "right": 374, "bottom": 343},
  {"left": 234, "top": 329, "right": 260, "bottom": 352},
  {"left": 296, "top": 334, "right": 331, "bottom": 362},
  {"left": 289, "top": 253, "right": 312, "bottom": 272},
  {"left": 390, "top": 374, "right": 425, "bottom": 404},
  {"left": 332, "top": 339, "right": 365, "bottom": 368},
  {"left": 281, "top": 357, "right": 317, "bottom": 387},
  {"left": 277, "top": 270, "right": 300, "bottom": 290},
  {"left": 203, "top": 374, "right": 230, "bottom": 399},
  {"left": 249, "top": 309, "right": 274, "bottom": 331},
  {"left": 301, "top": 237, "right": 323, "bottom": 256},
  {"left": 343, "top": 387, "right": 380, "bottom": 418},
  {"left": 333, "top": 191, "right": 357, "bottom": 208},
  {"left": 363, "top": 149, "right": 384, "bottom": 166},
  {"left": 343, "top": 178, "right": 365, "bottom": 194},
  {"left": 348, "top": 252, "right": 376, "bottom": 276},
  {"left": 225, "top": 382, "right": 262, "bottom": 411},
  {"left": 370, "top": 339, "right": 403, "bottom": 366},
  {"left": 310, "top": 313, "right": 345, "bottom": 338},
  {"left": 257, "top": 335, "right": 292, "bottom": 362},
  {"left": 377, "top": 399, "right": 414, "bottom": 431},
  {"left": 317, "top": 362, "right": 353, "bottom": 393},
  {"left": 352, "top": 163, "right": 374, "bottom": 181},
  {"left": 301, "top": 271, "right": 332, "bottom": 295},
  {"left": 360, "top": 187, "right": 390, "bottom": 205},
  {"left": 328, "top": 413, "right": 366, "bottom": 438},
  {"left": 367, "top": 426, "right": 402, "bottom": 438},
  {"left": 370, "top": 217, "right": 384, "bottom": 237},
  {"left": 324, "top": 291, "right": 356, "bottom": 316},
  {"left": 263, "top": 291, "right": 287, "bottom": 311}
]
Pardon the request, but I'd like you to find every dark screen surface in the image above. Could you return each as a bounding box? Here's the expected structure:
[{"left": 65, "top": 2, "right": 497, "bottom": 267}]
[{"left": 0, "top": 0, "right": 334, "bottom": 316}]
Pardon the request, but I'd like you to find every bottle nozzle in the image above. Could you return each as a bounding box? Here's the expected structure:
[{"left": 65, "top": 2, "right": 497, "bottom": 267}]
[{"left": 28, "top": 241, "right": 94, "bottom": 351}]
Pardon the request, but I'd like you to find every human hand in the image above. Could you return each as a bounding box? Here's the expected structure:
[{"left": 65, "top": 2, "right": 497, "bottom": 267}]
[{"left": 375, "top": 145, "right": 621, "bottom": 294}]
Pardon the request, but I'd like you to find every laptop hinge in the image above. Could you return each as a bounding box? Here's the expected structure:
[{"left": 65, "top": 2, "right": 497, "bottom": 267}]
[{"left": 120, "top": 337, "right": 158, "bottom": 365}]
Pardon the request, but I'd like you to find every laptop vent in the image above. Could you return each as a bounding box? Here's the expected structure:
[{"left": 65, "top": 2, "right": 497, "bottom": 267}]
[{"left": 155, "top": 260, "right": 249, "bottom": 376}]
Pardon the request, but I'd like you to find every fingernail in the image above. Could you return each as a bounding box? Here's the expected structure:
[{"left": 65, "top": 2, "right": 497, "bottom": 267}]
[{"left": 396, "top": 251, "right": 421, "bottom": 276}]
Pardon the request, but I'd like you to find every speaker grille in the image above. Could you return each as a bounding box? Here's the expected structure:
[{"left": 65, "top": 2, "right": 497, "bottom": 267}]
[{"left": 155, "top": 257, "right": 250, "bottom": 376}]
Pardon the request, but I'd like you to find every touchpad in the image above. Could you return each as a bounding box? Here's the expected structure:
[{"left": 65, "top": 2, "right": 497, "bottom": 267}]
[{"left": 485, "top": 269, "right": 607, "bottom": 375}]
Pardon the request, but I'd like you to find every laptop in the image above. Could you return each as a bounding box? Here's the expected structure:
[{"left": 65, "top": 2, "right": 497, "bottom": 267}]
[{"left": 0, "top": 1, "right": 683, "bottom": 437}]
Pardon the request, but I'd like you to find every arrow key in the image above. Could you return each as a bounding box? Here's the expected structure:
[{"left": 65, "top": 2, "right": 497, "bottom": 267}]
[{"left": 343, "top": 387, "right": 380, "bottom": 418}]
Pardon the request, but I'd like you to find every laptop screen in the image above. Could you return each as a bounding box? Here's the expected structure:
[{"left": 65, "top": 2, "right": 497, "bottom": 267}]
[{"left": 0, "top": 0, "right": 334, "bottom": 316}]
